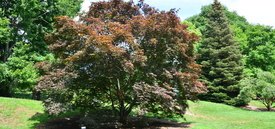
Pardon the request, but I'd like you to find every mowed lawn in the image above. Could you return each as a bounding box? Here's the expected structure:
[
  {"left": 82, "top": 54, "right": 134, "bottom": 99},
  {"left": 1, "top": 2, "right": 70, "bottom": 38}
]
[
  {"left": 0, "top": 97, "right": 45, "bottom": 129},
  {"left": 183, "top": 101, "right": 275, "bottom": 129},
  {"left": 1, "top": 97, "right": 275, "bottom": 129}
]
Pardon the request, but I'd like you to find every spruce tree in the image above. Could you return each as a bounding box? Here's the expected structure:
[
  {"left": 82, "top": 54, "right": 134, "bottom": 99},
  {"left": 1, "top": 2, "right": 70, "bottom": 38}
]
[{"left": 198, "top": 0, "right": 243, "bottom": 103}]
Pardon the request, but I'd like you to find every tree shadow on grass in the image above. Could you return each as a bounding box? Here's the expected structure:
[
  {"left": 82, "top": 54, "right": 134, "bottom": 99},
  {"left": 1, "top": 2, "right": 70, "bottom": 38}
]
[
  {"left": 29, "top": 110, "right": 84, "bottom": 129},
  {"left": 28, "top": 112, "right": 51, "bottom": 129},
  {"left": 29, "top": 112, "right": 192, "bottom": 129}
]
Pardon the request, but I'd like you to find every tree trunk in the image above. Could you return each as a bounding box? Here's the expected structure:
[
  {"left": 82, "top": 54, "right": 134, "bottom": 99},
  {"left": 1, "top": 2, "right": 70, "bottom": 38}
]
[
  {"left": 119, "top": 111, "right": 128, "bottom": 124},
  {"left": 267, "top": 104, "right": 272, "bottom": 111},
  {"left": 0, "top": 84, "right": 11, "bottom": 97},
  {"left": 32, "top": 89, "right": 41, "bottom": 100},
  {"left": 118, "top": 102, "right": 136, "bottom": 124},
  {"left": 3, "top": 42, "right": 9, "bottom": 62},
  {"left": 118, "top": 99, "right": 128, "bottom": 124},
  {"left": 116, "top": 78, "right": 128, "bottom": 124}
]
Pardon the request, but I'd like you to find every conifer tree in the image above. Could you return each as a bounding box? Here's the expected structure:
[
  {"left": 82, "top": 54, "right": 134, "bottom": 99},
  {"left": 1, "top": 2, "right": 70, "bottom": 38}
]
[{"left": 198, "top": 0, "right": 243, "bottom": 103}]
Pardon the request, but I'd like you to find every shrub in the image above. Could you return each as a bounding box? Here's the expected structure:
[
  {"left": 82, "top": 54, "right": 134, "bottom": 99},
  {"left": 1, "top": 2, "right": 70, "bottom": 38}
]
[{"left": 238, "top": 71, "right": 275, "bottom": 110}]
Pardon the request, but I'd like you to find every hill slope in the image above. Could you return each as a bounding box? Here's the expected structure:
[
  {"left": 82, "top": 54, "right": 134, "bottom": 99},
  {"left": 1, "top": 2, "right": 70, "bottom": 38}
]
[
  {"left": 0, "top": 97, "right": 45, "bottom": 129},
  {"left": 185, "top": 101, "right": 275, "bottom": 129}
]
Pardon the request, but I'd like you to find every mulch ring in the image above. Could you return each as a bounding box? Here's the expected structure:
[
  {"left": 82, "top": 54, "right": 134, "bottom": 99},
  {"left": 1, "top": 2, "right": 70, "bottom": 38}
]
[
  {"left": 36, "top": 117, "right": 80, "bottom": 129},
  {"left": 36, "top": 116, "right": 191, "bottom": 129}
]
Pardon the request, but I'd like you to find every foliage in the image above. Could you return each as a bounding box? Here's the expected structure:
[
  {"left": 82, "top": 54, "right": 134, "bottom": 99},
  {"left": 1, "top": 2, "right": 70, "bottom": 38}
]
[
  {"left": 37, "top": 0, "right": 206, "bottom": 123},
  {"left": 238, "top": 71, "right": 275, "bottom": 111},
  {"left": 182, "top": 21, "right": 202, "bottom": 53},
  {"left": 233, "top": 78, "right": 255, "bottom": 106},
  {"left": 187, "top": 4, "right": 248, "bottom": 36},
  {"left": 56, "top": 0, "right": 83, "bottom": 17},
  {"left": 187, "top": 3, "right": 275, "bottom": 75},
  {"left": 0, "top": 0, "right": 82, "bottom": 96},
  {"left": 0, "top": 10, "right": 12, "bottom": 96},
  {"left": 6, "top": 42, "right": 54, "bottom": 90},
  {"left": 0, "top": 63, "right": 12, "bottom": 96},
  {"left": 244, "top": 25, "right": 275, "bottom": 72},
  {"left": 0, "top": 10, "right": 11, "bottom": 62},
  {"left": 182, "top": 21, "right": 202, "bottom": 37},
  {"left": 196, "top": 0, "right": 243, "bottom": 103},
  {"left": 0, "top": 0, "right": 83, "bottom": 56}
]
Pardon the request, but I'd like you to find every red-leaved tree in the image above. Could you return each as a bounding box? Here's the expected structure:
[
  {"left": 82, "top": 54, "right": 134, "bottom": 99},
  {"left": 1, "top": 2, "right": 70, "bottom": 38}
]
[{"left": 37, "top": 0, "right": 206, "bottom": 124}]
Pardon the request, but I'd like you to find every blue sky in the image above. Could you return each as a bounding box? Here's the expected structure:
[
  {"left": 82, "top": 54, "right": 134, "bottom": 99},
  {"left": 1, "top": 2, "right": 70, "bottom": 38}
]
[{"left": 81, "top": 0, "right": 275, "bottom": 27}]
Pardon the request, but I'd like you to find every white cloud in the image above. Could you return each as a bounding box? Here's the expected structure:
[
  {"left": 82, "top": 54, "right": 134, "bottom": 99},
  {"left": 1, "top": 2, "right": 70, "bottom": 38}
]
[
  {"left": 81, "top": 0, "right": 275, "bottom": 27},
  {"left": 222, "top": 0, "right": 275, "bottom": 27}
]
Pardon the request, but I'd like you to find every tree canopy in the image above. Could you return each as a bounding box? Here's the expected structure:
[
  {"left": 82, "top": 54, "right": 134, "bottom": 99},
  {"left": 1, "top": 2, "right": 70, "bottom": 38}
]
[
  {"left": 0, "top": 0, "right": 82, "bottom": 97},
  {"left": 37, "top": 0, "right": 206, "bottom": 123},
  {"left": 187, "top": 2, "right": 275, "bottom": 75},
  {"left": 196, "top": 0, "right": 243, "bottom": 104},
  {"left": 238, "top": 71, "right": 275, "bottom": 110}
]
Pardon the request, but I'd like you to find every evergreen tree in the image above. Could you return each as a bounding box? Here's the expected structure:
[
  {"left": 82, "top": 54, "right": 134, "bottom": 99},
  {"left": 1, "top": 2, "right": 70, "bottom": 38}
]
[{"left": 198, "top": 0, "right": 243, "bottom": 103}]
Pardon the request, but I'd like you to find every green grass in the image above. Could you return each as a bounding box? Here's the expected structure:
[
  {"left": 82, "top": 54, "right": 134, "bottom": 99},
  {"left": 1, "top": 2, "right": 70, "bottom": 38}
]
[
  {"left": 182, "top": 101, "right": 275, "bottom": 129},
  {"left": 0, "top": 97, "right": 47, "bottom": 129},
  {"left": 2, "top": 97, "right": 275, "bottom": 129}
]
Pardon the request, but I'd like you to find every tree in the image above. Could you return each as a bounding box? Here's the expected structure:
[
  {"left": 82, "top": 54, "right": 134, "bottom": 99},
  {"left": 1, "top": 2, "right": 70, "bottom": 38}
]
[
  {"left": 238, "top": 71, "right": 275, "bottom": 111},
  {"left": 0, "top": 0, "right": 83, "bottom": 61},
  {"left": 37, "top": 0, "right": 206, "bottom": 124},
  {"left": 0, "top": 64, "right": 12, "bottom": 97},
  {"left": 245, "top": 25, "right": 275, "bottom": 72},
  {"left": 187, "top": 4, "right": 275, "bottom": 75},
  {"left": 0, "top": 0, "right": 82, "bottom": 97},
  {"left": 0, "top": 10, "right": 12, "bottom": 96},
  {"left": 197, "top": 0, "right": 243, "bottom": 103},
  {"left": 6, "top": 42, "right": 54, "bottom": 92}
]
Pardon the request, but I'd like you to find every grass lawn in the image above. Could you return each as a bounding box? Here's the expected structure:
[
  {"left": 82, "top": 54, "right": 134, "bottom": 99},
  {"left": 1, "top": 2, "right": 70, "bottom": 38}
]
[
  {"left": 0, "top": 97, "right": 47, "bottom": 129},
  {"left": 182, "top": 101, "right": 275, "bottom": 129},
  {"left": 1, "top": 97, "right": 275, "bottom": 129}
]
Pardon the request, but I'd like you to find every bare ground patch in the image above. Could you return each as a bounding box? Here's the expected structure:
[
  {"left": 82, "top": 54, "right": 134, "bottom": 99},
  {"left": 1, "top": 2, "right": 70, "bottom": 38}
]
[
  {"left": 0, "top": 106, "right": 35, "bottom": 127},
  {"left": 241, "top": 105, "right": 275, "bottom": 112}
]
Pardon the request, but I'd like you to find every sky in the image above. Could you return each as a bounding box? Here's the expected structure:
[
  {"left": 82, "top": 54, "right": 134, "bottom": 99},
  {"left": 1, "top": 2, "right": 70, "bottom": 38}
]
[{"left": 81, "top": 0, "right": 275, "bottom": 27}]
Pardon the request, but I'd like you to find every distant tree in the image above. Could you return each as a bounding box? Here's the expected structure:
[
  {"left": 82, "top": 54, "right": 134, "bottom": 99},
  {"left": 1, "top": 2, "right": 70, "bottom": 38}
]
[
  {"left": 197, "top": 0, "right": 243, "bottom": 103},
  {"left": 187, "top": 4, "right": 249, "bottom": 39},
  {"left": 187, "top": 3, "right": 275, "bottom": 75},
  {"left": 0, "top": 11, "right": 12, "bottom": 96},
  {"left": 182, "top": 21, "right": 202, "bottom": 53},
  {"left": 0, "top": 0, "right": 82, "bottom": 97},
  {"left": 37, "top": 0, "right": 206, "bottom": 124},
  {"left": 0, "top": 0, "right": 83, "bottom": 61},
  {"left": 182, "top": 21, "right": 202, "bottom": 37},
  {"left": 0, "top": 64, "right": 12, "bottom": 97},
  {"left": 245, "top": 25, "right": 275, "bottom": 72},
  {"left": 0, "top": 10, "right": 11, "bottom": 62},
  {"left": 238, "top": 71, "right": 275, "bottom": 111},
  {"left": 6, "top": 42, "right": 54, "bottom": 92}
]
